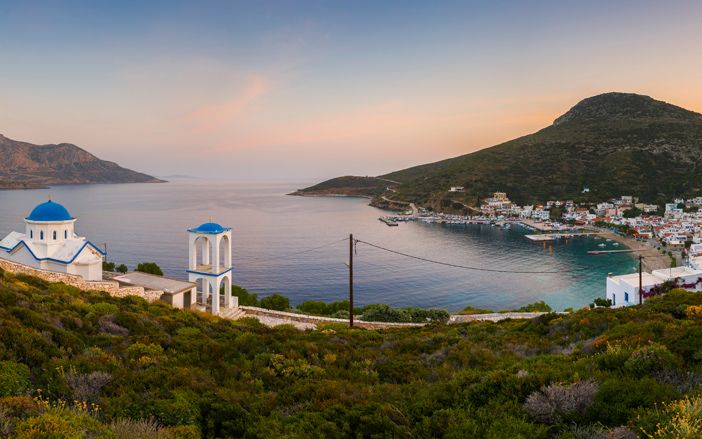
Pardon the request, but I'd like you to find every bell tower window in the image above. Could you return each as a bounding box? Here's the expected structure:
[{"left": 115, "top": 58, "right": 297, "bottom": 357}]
[
  {"left": 40, "top": 231, "right": 44, "bottom": 240},
  {"left": 65, "top": 230, "right": 68, "bottom": 239},
  {"left": 53, "top": 231, "right": 57, "bottom": 240}
]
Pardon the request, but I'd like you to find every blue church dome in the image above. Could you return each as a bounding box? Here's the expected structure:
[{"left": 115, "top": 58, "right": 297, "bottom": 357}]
[
  {"left": 189, "top": 222, "right": 231, "bottom": 234},
  {"left": 26, "top": 200, "right": 74, "bottom": 222}
]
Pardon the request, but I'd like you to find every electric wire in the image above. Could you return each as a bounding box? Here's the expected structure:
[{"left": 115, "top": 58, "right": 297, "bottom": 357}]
[{"left": 354, "top": 239, "right": 574, "bottom": 274}]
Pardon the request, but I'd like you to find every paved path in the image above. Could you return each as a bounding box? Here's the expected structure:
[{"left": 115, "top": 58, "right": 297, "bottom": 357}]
[{"left": 220, "top": 306, "right": 549, "bottom": 329}]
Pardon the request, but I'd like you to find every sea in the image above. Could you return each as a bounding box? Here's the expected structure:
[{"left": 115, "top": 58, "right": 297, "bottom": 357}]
[{"left": 0, "top": 180, "right": 638, "bottom": 312}]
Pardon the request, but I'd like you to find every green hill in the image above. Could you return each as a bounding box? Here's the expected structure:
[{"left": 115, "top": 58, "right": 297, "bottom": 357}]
[
  {"left": 302, "top": 93, "right": 702, "bottom": 208},
  {"left": 290, "top": 176, "right": 396, "bottom": 197},
  {"left": 1, "top": 268, "right": 702, "bottom": 437}
]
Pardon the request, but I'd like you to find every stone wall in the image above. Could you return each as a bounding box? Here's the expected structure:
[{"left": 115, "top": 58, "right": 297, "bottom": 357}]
[
  {"left": 239, "top": 306, "right": 426, "bottom": 330},
  {"left": 0, "top": 257, "right": 163, "bottom": 303}
]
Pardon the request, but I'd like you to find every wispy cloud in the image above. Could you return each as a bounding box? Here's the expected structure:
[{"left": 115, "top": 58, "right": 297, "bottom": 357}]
[{"left": 187, "top": 74, "right": 270, "bottom": 132}]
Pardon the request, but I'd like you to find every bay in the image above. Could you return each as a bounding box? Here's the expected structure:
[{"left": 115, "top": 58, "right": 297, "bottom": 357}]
[{"left": 0, "top": 180, "right": 637, "bottom": 312}]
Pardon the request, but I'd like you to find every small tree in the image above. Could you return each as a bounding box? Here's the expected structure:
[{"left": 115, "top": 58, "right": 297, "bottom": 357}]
[
  {"left": 260, "top": 294, "right": 290, "bottom": 311},
  {"left": 136, "top": 262, "right": 163, "bottom": 276},
  {"left": 102, "top": 261, "right": 116, "bottom": 272},
  {"left": 116, "top": 264, "right": 128, "bottom": 274}
]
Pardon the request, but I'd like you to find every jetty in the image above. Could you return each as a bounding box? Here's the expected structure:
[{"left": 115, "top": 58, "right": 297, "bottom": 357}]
[
  {"left": 587, "top": 249, "right": 635, "bottom": 255},
  {"left": 525, "top": 232, "right": 602, "bottom": 241}
]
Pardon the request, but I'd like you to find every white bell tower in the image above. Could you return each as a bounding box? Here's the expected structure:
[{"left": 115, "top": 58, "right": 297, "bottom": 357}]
[{"left": 186, "top": 221, "right": 236, "bottom": 314}]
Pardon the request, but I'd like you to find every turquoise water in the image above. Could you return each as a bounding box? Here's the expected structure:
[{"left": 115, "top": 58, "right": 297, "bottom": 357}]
[{"left": 0, "top": 181, "right": 637, "bottom": 311}]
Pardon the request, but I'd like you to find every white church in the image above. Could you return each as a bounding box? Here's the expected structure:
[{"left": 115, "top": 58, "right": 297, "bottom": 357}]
[
  {"left": 0, "top": 199, "right": 237, "bottom": 315},
  {"left": 0, "top": 200, "right": 105, "bottom": 280}
]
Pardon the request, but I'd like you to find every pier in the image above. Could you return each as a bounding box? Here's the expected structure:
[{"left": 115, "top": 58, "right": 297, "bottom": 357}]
[
  {"left": 587, "top": 249, "right": 635, "bottom": 255},
  {"left": 525, "top": 232, "right": 602, "bottom": 241}
]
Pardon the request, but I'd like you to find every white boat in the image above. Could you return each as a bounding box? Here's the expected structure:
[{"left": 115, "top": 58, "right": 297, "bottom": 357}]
[
  {"left": 613, "top": 242, "right": 619, "bottom": 246},
  {"left": 598, "top": 243, "right": 606, "bottom": 248}
]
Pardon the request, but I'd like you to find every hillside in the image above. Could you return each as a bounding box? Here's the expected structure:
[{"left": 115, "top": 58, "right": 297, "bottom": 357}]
[
  {"left": 290, "top": 176, "right": 396, "bottom": 197},
  {"left": 300, "top": 93, "right": 702, "bottom": 208},
  {"left": 0, "top": 134, "right": 163, "bottom": 189},
  {"left": 0, "top": 268, "right": 702, "bottom": 437}
]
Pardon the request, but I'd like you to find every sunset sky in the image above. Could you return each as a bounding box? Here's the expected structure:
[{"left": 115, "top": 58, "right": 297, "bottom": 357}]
[{"left": 1, "top": 0, "right": 701, "bottom": 180}]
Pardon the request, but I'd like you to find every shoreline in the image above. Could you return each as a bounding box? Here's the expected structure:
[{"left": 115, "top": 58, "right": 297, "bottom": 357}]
[{"left": 588, "top": 229, "right": 670, "bottom": 271}]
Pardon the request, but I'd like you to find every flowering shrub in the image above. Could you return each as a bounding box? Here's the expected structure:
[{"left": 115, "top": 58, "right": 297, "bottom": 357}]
[
  {"left": 640, "top": 395, "right": 702, "bottom": 438},
  {"left": 685, "top": 305, "right": 702, "bottom": 318},
  {"left": 625, "top": 343, "right": 675, "bottom": 375}
]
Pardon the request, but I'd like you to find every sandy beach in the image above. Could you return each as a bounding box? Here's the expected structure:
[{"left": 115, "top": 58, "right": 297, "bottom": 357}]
[{"left": 592, "top": 229, "right": 671, "bottom": 271}]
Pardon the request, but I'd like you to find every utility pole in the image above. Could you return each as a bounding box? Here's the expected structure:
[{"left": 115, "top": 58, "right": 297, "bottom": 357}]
[
  {"left": 349, "top": 234, "right": 354, "bottom": 328},
  {"left": 638, "top": 255, "right": 644, "bottom": 305}
]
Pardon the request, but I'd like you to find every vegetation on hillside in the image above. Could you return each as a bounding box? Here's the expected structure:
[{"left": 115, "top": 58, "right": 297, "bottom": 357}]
[
  {"left": 290, "top": 176, "right": 395, "bottom": 197},
  {"left": 300, "top": 93, "right": 702, "bottom": 209},
  {"left": 1, "top": 268, "right": 702, "bottom": 437}
]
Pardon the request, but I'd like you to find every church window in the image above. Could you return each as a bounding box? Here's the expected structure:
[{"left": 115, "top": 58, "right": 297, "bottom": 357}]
[
  {"left": 53, "top": 231, "right": 57, "bottom": 240},
  {"left": 40, "top": 231, "right": 44, "bottom": 240},
  {"left": 30, "top": 230, "right": 33, "bottom": 239},
  {"left": 65, "top": 230, "right": 68, "bottom": 239}
]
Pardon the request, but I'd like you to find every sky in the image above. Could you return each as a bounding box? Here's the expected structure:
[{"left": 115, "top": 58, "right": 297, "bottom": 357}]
[{"left": 1, "top": 0, "right": 701, "bottom": 181}]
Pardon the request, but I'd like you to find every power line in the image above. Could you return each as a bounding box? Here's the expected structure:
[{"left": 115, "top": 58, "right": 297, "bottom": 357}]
[
  {"left": 354, "top": 239, "right": 574, "bottom": 274},
  {"left": 245, "top": 237, "right": 349, "bottom": 262}
]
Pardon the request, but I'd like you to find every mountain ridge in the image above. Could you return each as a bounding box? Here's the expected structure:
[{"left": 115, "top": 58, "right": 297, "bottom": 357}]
[
  {"left": 298, "top": 92, "right": 702, "bottom": 209},
  {"left": 0, "top": 133, "right": 164, "bottom": 189}
]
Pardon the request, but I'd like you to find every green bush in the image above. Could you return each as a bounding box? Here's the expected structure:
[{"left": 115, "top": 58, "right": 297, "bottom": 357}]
[
  {"left": 260, "top": 294, "right": 290, "bottom": 311},
  {"left": 0, "top": 361, "right": 30, "bottom": 396},
  {"left": 515, "top": 301, "right": 553, "bottom": 312},
  {"left": 359, "top": 304, "right": 449, "bottom": 323},
  {"left": 102, "top": 261, "right": 116, "bottom": 272},
  {"left": 135, "top": 262, "right": 163, "bottom": 276},
  {"left": 231, "top": 285, "right": 259, "bottom": 306},
  {"left": 116, "top": 264, "right": 129, "bottom": 274},
  {"left": 296, "top": 300, "right": 349, "bottom": 316},
  {"left": 625, "top": 343, "right": 677, "bottom": 375}
]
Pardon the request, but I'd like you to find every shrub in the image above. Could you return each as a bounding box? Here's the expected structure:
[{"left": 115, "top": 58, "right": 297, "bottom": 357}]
[
  {"left": 297, "top": 300, "right": 349, "bottom": 316},
  {"left": 685, "top": 305, "right": 702, "bottom": 318},
  {"left": 360, "top": 304, "right": 410, "bottom": 323},
  {"left": 516, "top": 301, "right": 553, "bottom": 312},
  {"left": 638, "top": 395, "right": 702, "bottom": 438},
  {"left": 624, "top": 343, "right": 676, "bottom": 375},
  {"left": 359, "top": 304, "right": 449, "bottom": 323},
  {"left": 136, "top": 262, "right": 163, "bottom": 276},
  {"left": 523, "top": 379, "right": 598, "bottom": 424},
  {"left": 459, "top": 306, "right": 494, "bottom": 315},
  {"left": 0, "top": 361, "right": 30, "bottom": 397},
  {"left": 116, "top": 264, "right": 129, "bottom": 274},
  {"left": 231, "top": 285, "right": 258, "bottom": 306},
  {"left": 102, "top": 261, "right": 116, "bottom": 272},
  {"left": 14, "top": 408, "right": 109, "bottom": 438},
  {"left": 593, "top": 297, "right": 612, "bottom": 307},
  {"left": 260, "top": 294, "right": 290, "bottom": 311},
  {"left": 65, "top": 371, "right": 112, "bottom": 401}
]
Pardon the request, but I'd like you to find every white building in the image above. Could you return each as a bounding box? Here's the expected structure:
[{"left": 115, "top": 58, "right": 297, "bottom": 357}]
[
  {"left": 0, "top": 200, "right": 104, "bottom": 280},
  {"left": 187, "top": 222, "right": 237, "bottom": 314},
  {"left": 606, "top": 266, "right": 702, "bottom": 307}
]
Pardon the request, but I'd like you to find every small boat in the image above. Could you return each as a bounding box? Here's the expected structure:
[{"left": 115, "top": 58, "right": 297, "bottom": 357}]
[
  {"left": 598, "top": 243, "right": 606, "bottom": 248},
  {"left": 613, "top": 242, "right": 620, "bottom": 246}
]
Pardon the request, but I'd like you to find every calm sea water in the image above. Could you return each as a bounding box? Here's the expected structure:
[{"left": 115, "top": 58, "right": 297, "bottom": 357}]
[{"left": 0, "top": 181, "right": 637, "bottom": 312}]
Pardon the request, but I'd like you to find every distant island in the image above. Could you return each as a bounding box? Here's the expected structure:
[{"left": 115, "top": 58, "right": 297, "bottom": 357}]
[
  {"left": 296, "top": 92, "right": 702, "bottom": 211},
  {"left": 0, "top": 133, "right": 163, "bottom": 189}
]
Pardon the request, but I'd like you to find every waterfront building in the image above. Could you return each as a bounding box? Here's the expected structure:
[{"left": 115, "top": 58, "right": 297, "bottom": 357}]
[
  {"left": 187, "top": 221, "right": 237, "bottom": 314},
  {"left": 606, "top": 266, "right": 702, "bottom": 307},
  {"left": 0, "top": 200, "right": 104, "bottom": 281}
]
